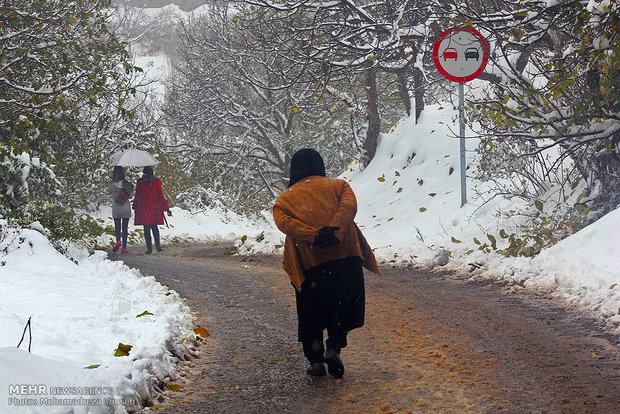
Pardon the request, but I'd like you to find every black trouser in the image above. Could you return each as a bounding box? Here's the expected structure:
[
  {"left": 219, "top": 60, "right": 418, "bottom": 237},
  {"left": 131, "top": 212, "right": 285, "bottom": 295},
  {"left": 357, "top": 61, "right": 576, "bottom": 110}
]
[
  {"left": 113, "top": 218, "right": 129, "bottom": 248},
  {"left": 143, "top": 224, "right": 161, "bottom": 252}
]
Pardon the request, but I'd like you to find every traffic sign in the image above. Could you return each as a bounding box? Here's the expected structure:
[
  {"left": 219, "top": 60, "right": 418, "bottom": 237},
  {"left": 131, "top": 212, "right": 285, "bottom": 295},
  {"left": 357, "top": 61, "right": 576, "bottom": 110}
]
[{"left": 433, "top": 27, "right": 489, "bottom": 83}]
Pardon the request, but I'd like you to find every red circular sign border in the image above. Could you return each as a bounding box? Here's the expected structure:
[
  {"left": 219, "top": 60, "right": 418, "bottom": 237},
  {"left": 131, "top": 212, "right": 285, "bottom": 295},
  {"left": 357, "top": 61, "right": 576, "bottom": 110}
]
[{"left": 433, "top": 26, "right": 489, "bottom": 83}]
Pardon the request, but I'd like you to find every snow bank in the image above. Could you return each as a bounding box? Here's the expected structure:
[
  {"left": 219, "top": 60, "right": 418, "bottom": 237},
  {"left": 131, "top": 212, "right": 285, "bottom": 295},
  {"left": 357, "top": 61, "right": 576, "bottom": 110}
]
[
  {"left": 465, "top": 208, "right": 620, "bottom": 328},
  {"left": 0, "top": 224, "right": 194, "bottom": 413}
]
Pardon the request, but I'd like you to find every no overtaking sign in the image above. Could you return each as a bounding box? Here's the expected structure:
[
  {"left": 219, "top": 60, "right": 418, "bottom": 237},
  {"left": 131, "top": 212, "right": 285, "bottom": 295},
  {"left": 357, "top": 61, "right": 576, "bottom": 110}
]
[
  {"left": 433, "top": 26, "right": 489, "bottom": 207},
  {"left": 433, "top": 27, "right": 489, "bottom": 83}
]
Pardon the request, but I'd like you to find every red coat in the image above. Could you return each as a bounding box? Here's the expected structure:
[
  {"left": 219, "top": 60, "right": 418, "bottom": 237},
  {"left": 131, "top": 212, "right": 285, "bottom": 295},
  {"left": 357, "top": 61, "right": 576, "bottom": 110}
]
[{"left": 133, "top": 178, "right": 169, "bottom": 225}]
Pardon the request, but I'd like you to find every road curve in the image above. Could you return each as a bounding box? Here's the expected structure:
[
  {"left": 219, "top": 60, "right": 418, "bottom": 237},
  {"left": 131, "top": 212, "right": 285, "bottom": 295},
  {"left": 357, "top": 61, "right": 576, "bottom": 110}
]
[{"left": 111, "top": 244, "right": 620, "bottom": 414}]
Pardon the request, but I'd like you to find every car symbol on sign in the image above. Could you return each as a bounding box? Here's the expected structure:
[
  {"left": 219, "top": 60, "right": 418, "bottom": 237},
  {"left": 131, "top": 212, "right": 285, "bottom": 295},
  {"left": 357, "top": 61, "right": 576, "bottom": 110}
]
[
  {"left": 443, "top": 47, "right": 458, "bottom": 61},
  {"left": 465, "top": 48, "right": 479, "bottom": 61}
]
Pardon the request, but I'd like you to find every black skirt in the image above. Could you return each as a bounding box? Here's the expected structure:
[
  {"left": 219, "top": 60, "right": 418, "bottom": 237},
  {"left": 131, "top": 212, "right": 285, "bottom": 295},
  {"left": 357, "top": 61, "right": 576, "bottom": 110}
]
[{"left": 294, "top": 256, "right": 365, "bottom": 342}]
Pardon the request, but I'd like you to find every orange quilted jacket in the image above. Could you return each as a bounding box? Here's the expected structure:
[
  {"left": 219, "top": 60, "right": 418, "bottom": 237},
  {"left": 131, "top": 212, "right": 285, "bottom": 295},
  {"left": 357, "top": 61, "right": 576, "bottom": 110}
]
[{"left": 273, "top": 175, "right": 380, "bottom": 291}]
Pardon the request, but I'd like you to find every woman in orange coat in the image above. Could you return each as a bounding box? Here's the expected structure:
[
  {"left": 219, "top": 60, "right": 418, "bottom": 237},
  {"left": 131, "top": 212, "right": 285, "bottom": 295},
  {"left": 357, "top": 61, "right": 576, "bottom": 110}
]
[{"left": 273, "top": 148, "right": 380, "bottom": 378}]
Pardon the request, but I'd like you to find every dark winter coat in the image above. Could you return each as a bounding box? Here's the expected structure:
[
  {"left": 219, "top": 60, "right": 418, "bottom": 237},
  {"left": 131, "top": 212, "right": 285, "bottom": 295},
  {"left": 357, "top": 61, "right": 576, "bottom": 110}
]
[
  {"left": 133, "top": 178, "right": 169, "bottom": 225},
  {"left": 108, "top": 180, "right": 134, "bottom": 219}
]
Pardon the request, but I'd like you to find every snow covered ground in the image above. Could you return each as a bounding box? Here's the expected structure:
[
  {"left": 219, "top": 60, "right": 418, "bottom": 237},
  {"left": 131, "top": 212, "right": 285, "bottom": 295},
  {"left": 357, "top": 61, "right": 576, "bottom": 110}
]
[{"left": 0, "top": 224, "right": 194, "bottom": 413}]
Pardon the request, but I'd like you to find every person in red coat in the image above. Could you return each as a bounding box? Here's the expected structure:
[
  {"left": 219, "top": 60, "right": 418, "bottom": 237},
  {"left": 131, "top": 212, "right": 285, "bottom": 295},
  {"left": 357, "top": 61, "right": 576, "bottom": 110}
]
[{"left": 133, "top": 166, "right": 172, "bottom": 254}]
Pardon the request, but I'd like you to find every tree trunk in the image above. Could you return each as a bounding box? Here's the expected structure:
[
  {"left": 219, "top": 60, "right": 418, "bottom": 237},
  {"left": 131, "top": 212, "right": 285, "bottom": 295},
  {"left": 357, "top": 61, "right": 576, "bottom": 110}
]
[
  {"left": 363, "top": 67, "right": 380, "bottom": 167},
  {"left": 397, "top": 71, "right": 411, "bottom": 117},
  {"left": 413, "top": 67, "right": 424, "bottom": 124}
]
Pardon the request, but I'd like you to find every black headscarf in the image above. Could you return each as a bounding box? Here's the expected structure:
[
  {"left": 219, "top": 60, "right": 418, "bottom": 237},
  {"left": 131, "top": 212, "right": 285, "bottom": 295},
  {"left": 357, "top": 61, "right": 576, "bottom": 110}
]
[
  {"left": 142, "top": 166, "right": 155, "bottom": 183},
  {"left": 288, "top": 148, "right": 326, "bottom": 187},
  {"left": 112, "top": 166, "right": 125, "bottom": 182}
]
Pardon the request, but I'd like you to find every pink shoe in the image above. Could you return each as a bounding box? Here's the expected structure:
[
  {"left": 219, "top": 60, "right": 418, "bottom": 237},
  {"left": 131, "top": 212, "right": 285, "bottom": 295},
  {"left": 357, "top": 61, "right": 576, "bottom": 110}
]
[
  {"left": 121, "top": 248, "right": 129, "bottom": 254},
  {"left": 112, "top": 240, "right": 122, "bottom": 252}
]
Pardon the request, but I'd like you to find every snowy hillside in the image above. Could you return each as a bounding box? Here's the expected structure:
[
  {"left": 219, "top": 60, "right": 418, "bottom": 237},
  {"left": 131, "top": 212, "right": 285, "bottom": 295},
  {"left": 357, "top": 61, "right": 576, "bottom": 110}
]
[{"left": 343, "top": 104, "right": 620, "bottom": 334}]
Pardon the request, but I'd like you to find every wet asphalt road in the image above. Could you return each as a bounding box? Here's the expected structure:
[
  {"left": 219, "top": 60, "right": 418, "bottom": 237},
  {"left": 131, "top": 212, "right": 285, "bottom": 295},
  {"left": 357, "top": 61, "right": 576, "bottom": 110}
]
[{"left": 111, "top": 243, "right": 620, "bottom": 414}]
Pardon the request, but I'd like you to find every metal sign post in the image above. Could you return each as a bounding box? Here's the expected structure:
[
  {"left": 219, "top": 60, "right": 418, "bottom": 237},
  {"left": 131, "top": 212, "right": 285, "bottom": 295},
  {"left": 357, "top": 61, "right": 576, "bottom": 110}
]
[
  {"left": 433, "top": 26, "right": 489, "bottom": 207},
  {"left": 458, "top": 83, "right": 467, "bottom": 207}
]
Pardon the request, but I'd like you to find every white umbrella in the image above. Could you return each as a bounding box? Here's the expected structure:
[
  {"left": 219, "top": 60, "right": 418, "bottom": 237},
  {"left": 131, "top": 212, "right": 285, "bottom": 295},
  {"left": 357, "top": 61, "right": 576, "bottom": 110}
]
[{"left": 111, "top": 148, "right": 159, "bottom": 167}]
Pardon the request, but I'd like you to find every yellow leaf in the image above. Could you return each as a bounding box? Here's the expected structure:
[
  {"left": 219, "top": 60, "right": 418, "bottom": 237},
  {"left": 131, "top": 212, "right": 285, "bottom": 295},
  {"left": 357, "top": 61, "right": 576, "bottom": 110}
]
[
  {"left": 180, "top": 338, "right": 186, "bottom": 344},
  {"left": 592, "top": 352, "right": 604, "bottom": 359},
  {"left": 194, "top": 326, "right": 210, "bottom": 337},
  {"left": 488, "top": 141, "right": 494, "bottom": 147},
  {"left": 166, "top": 383, "right": 184, "bottom": 392},
  {"left": 451, "top": 237, "right": 462, "bottom": 243}
]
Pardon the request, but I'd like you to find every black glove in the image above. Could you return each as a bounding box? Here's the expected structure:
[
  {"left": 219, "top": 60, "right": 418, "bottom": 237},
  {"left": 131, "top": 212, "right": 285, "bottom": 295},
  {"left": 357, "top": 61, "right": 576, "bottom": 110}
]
[
  {"left": 312, "top": 226, "right": 340, "bottom": 249},
  {"left": 166, "top": 210, "right": 173, "bottom": 217}
]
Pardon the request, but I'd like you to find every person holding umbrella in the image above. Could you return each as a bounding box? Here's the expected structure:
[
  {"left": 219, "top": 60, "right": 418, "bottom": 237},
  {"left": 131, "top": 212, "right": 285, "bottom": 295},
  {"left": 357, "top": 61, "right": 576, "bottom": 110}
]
[
  {"left": 272, "top": 148, "right": 380, "bottom": 378},
  {"left": 133, "top": 166, "right": 172, "bottom": 254},
  {"left": 108, "top": 166, "right": 134, "bottom": 254}
]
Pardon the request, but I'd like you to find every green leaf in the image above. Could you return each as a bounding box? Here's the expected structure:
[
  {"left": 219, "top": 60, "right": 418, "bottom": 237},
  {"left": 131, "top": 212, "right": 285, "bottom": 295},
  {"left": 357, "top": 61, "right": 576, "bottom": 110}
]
[
  {"left": 535, "top": 200, "right": 544, "bottom": 211},
  {"left": 396, "top": 187, "right": 403, "bottom": 193},
  {"left": 610, "top": 284, "right": 617, "bottom": 290},
  {"left": 114, "top": 343, "right": 132, "bottom": 357},
  {"left": 451, "top": 236, "right": 461, "bottom": 243},
  {"left": 377, "top": 176, "right": 385, "bottom": 182},
  {"left": 387, "top": 217, "right": 394, "bottom": 221},
  {"left": 499, "top": 229, "right": 508, "bottom": 239},
  {"left": 419, "top": 207, "right": 427, "bottom": 212},
  {"left": 417, "top": 179, "right": 424, "bottom": 185},
  {"left": 473, "top": 237, "right": 481, "bottom": 245},
  {"left": 487, "top": 234, "right": 497, "bottom": 250},
  {"left": 428, "top": 193, "right": 437, "bottom": 197},
  {"left": 83, "top": 364, "right": 100, "bottom": 369},
  {"left": 136, "top": 310, "right": 153, "bottom": 318},
  {"left": 241, "top": 235, "right": 247, "bottom": 244},
  {"left": 575, "top": 203, "right": 587, "bottom": 213},
  {"left": 576, "top": 192, "right": 586, "bottom": 203}
]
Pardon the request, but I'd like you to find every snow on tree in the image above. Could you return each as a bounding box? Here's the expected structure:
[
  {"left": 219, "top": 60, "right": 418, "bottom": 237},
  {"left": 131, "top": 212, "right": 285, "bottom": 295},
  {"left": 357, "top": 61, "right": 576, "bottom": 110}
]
[
  {"left": 163, "top": 3, "right": 360, "bottom": 211},
  {"left": 0, "top": 0, "right": 148, "bottom": 221},
  {"left": 458, "top": 0, "right": 619, "bottom": 219}
]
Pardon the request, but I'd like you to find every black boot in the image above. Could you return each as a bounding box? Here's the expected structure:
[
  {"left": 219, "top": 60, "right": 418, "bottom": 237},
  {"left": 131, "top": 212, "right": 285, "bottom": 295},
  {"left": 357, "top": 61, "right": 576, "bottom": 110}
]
[
  {"left": 324, "top": 348, "right": 344, "bottom": 378},
  {"left": 306, "top": 362, "right": 326, "bottom": 376}
]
